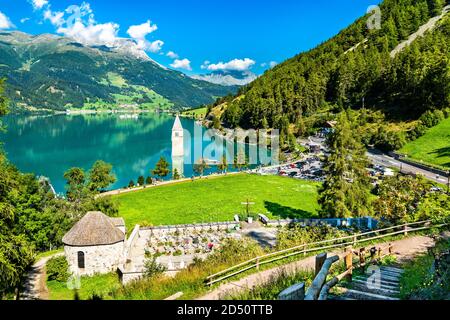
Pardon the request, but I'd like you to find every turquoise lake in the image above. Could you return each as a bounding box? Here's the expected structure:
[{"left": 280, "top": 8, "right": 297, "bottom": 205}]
[{"left": 0, "top": 113, "right": 269, "bottom": 194}]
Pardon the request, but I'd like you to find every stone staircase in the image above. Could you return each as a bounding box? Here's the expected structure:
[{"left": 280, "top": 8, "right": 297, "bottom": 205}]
[{"left": 331, "top": 266, "right": 404, "bottom": 300}]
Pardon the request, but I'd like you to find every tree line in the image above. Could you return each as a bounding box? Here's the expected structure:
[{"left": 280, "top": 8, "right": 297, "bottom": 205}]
[{"left": 210, "top": 0, "right": 450, "bottom": 148}]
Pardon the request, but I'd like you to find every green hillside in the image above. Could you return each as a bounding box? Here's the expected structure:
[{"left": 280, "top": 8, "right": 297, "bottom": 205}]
[
  {"left": 400, "top": 117, "right": 450, "bottom": 168},
  {"left": 209, "top": 0, "right": 450, "bottom": 132},
  {"left": 115, "top": 174, "right": 321, "bottom": 227},
  {"left": 0, "top": 32, "right": 238, "bottom": 113}
]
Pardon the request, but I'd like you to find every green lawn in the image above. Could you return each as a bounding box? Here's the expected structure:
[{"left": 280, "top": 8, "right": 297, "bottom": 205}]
[
  {"left": 35, "top": 249, "right": 63, "bottom": 261},
  {"left": 47, "top": 273, "right": 121, "bottom": 300},
  {"left": 400, "top": 117, "right": 450, "bottom": 169},
  {"left": 181, "top": 107, "right": 207, "bottom": 118},
  {"left": 115, "top": 174, "right": 321, "bottom": 227}
]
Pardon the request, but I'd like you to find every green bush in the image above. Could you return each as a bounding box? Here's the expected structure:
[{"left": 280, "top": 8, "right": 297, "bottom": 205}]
[
  {"left": 408, "top": 121, "right": 427, "bottom": 140},
  {"left": 46, "top": 256, "right": 70, "bottom": 282},
  {"left": 419, "top": 110, "right": 445, "bottom": 128},
  {"left": 373, "top": 127, "right": 407, "bottom": 152},
  {"left": 276, "top": 225, "right": 350, "bottom": 250},
  {"left": 144, "top": 255, "right": 166, "bottom": 279}
]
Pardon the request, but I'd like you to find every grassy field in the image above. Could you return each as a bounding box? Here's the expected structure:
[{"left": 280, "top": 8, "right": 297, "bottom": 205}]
[
  {"left": 181, "top": 107, "right": 207, "bottom": 118},
  {"left": 47, "top": 273, "right": 121, "bottom": 300},
  {"left": 115, "top": 174, "right": 321, "bottom": 227},
  {"left": 400, "top": 117, "right": 450, "bottom": 169},
  {"left": 35, "top": 249, "right": 63, "bottom": 261}
]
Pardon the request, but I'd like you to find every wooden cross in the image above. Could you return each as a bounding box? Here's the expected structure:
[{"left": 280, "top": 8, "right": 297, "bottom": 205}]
[{"left": 241, "top": 198, "right": 255, "bottom": 218}]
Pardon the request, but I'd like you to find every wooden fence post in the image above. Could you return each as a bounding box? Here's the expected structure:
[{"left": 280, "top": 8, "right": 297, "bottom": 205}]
[
  {"left": 345, "top": 246, "right": 353, "bottom": 282},
  {"left": 359, "top": 247, "right": 366, "bottom": 267},
  {"left": 315, "top": 253, "right": 327, "bottom": 277},
  {"left": 353, "top": 235, "right": 357, "bottom": 246},
  {"left": 377, "top": 247, "right": 382, "bottom": 260},
  {"left": 370, "top": 247, "right": 377, "bottom": 262},
  {"left": 256, "top": 258, "right": 260, "bottom": 270},
  {"left": 303, "top": 245, "right": 307, "bottom": 257},
  {"left": 279, "top": 283, "right": 305, "bottom": 300},
  {"left": 388, "top": 243, "right": 393, "bottom": 255},
  {"left": 403, "top": 225, "right": 408, "bottom": 236}
]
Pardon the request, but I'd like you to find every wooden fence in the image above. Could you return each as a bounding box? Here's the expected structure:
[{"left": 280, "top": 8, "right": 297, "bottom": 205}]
[
  {"left": 205, "top": 220, "right": 447, "bottom": 286},
  {"left": 305, "top": 242, "right": 394, "bottom": 300}
]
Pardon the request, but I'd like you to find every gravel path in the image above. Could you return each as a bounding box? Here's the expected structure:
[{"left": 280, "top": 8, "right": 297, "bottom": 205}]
[
  {"left": 196, "top": 235, "right": 435, "bottom": 300},
  {"left": 20, "top": 253, "right": 64, "bottom": 300}
]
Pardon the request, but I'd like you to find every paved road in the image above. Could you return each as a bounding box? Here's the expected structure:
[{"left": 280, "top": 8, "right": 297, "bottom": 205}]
[
  {"left": 304, "top": 136, "right": 449, "bottom": 186},
  {"left": 367, "top": 149, "right": 449, "bottom": 185}
]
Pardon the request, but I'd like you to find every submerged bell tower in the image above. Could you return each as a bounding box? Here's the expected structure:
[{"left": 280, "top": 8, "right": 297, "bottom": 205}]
[
  {"left": 171, "top": 115, "right": 184, "bottom": 177},
  {"left": 172, "top": 115, "right": 184, "bottom": 157}
]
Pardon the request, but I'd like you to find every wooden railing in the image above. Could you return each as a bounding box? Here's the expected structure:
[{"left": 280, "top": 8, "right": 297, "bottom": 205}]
[
  {"left": 205, "top": 220, "right": 447, "bottom": 286},
  {"left": 283, "top": 242, "right": 394, "bottom": 300}
]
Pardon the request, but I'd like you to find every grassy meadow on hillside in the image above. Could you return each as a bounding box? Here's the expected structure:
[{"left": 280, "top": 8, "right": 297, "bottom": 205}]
[
  {"left": 115, "top": 174, "right": 321, "bottom": 227},
  {"left": 400, "top": 117, "right": 450, "bottom": 169}
]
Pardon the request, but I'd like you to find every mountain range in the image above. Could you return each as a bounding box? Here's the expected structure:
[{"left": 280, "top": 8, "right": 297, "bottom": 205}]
[
  {"left": 191, "top": 70, "right": 258, "bottom": 86},
  {"left": 0, "top": 31, "right": 238, "bottom": 113}
]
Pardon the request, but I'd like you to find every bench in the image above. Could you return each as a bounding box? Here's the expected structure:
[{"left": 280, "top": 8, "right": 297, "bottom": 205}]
[{"left": 258, "top": 214, "right": 270, "bottom": 225}]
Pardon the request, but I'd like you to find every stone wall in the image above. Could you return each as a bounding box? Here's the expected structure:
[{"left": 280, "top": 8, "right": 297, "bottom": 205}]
[
  {"left": 65, "top": 241, "right": 125, "bottom": 276},
  {"left": 140, "top": 221, "right": 237, "bottom": 236},
  {"left": 266, "top": 217, "right": 377, "bottom": 229}
]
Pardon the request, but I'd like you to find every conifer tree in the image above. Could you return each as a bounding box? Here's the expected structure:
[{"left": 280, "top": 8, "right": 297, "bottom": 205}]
[{"left": 319, "top": 111, "right": 372, "bottom": 217}]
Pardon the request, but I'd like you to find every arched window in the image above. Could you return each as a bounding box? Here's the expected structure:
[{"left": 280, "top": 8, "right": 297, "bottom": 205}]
[{"left": 77, "top": 251, "right": 85, "bottom": 269}]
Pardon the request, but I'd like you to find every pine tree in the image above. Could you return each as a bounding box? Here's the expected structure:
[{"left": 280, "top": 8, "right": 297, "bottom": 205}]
[
  {"left": 319, "top": 111, "right": 372, "bottom": 218},
  {"left": 152, "top": 157, "right": 170, "bottom": 179}
]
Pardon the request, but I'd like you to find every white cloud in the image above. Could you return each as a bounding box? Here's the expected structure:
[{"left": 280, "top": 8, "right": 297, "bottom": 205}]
[
  {"left": 58, "top": 21, "right": 120, "bottom": 47},
  {"left": 31, "top": 0, "right": 49, "bottom": 10},
  {"left": 146, "top": 40, "right": 164, "bottom": 53},
  {"left": 33, "top": 1, "right": 165, "bottom": 58},
  {"left": 166, "top": 51, "right": 179, "bottom": 59},
  {"left": 21, "top": 17, "right": 31, "bottom": 24},
  {"left": 127, "top": 20, "right": 163, "bottom": 53},
  {"left": 127, "top": 20, "right": 157, "bottom": 40},
  {"left": 0, "top": 11, "right": 14, "bottom": 29},
  {"left": 170, "top": 58, "right": 192, "bottom": 71},
  {"left": 203, "top": 58, "right": 256, "bottom": 71},
  {"left": 44, "top": 9, "right": 64, "bottom": 27},
  {"left": 50, "top": 3, "right": 119, "bottom": 47},
  {"left": 269, "top": 61, "right": 278, "bottom": 68}
]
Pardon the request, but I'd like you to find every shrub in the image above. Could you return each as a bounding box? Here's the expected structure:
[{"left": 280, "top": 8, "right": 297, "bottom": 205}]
[
  {"left": 88, "top": 196, "right": 119, "bottom": 217},
  {"left": 373, "top": 127, "right": 407, "bottom": 151},
  {"left": 46, "top": 256, "right": 69, "bottom": 282},
  {"left": 144, "top": 255, "right": 166, "bottom": 279},
  {"left": 407, "top": 121, "right": 427, "bottom": 140},
  {"left": 276, "top": 225, "right": 350, "bottom": 250},
  {"left": 419, "top": 110, "right": 445, "bottom": 128}
]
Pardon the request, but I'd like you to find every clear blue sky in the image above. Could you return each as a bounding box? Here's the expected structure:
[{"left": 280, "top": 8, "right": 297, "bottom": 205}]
[{"left": 0, "top": 0, "right": 381, "bottom": 74}]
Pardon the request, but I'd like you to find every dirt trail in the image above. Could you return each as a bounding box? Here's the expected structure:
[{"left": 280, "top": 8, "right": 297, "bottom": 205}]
[
  {"left": 196, "top": 235, "right": 435, "bottom": 300},
  {"left": 20, "top": 253, "right": 64, "bottom": 300}
]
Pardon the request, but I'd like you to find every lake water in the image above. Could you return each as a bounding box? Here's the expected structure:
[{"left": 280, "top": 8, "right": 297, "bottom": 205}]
[{"left": 0, "top": 113, "right": 270, "bottom": 194}]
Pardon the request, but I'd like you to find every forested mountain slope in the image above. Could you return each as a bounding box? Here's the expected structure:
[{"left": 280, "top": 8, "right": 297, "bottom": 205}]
[
  {"left": 213, "top": 0, "right": 450, "bottom": 130},
  {"left": 0, "top": 32, "right": 238, "bottom": 113}
]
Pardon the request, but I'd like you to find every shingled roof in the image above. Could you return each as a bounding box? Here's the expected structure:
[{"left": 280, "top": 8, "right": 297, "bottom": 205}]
[{"left": 63, "top": 212, "right": 125, "bottom": 246}]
